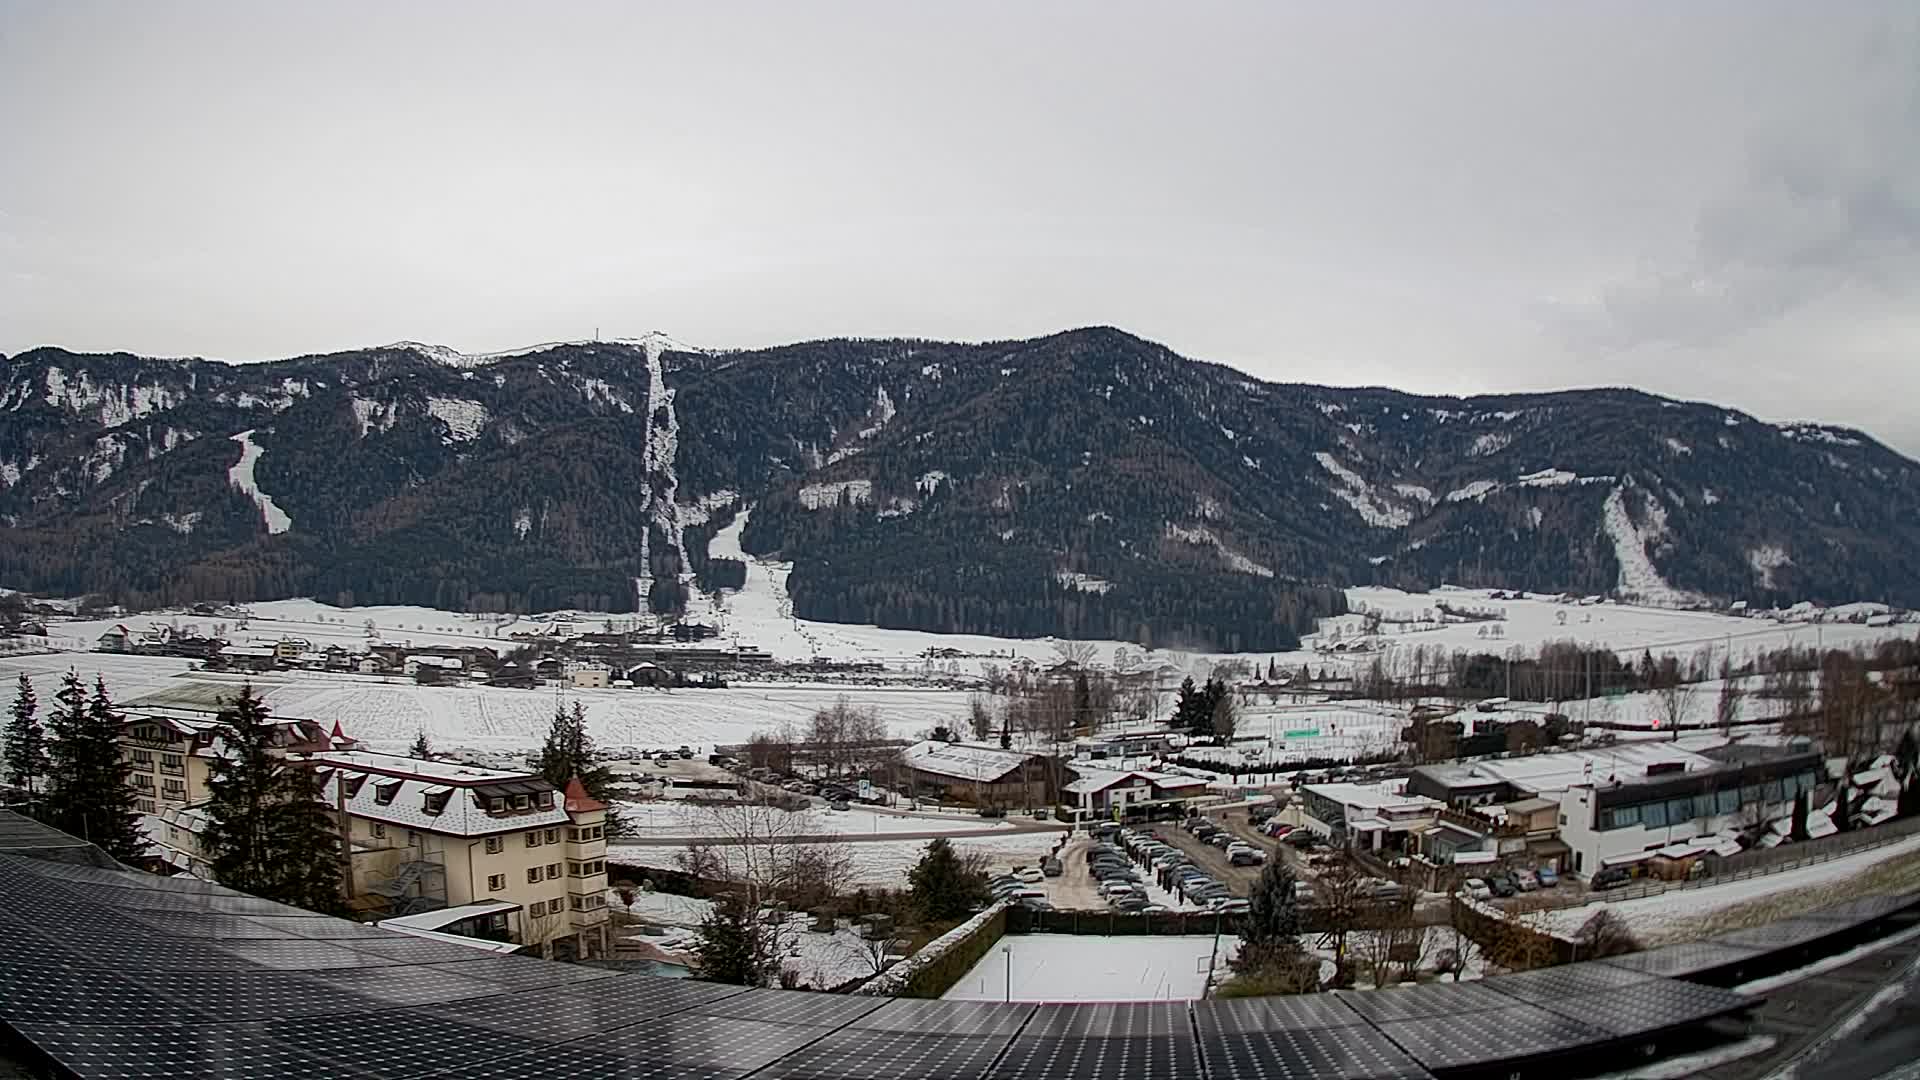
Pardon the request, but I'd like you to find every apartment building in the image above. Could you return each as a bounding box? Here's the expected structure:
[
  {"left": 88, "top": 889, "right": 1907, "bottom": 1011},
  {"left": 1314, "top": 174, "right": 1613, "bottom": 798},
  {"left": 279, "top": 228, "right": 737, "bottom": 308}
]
[
  {"left": 118, "top": 711, "right": 330, "bottom": 815},
  {"left": 309, "top": 749, "right": 611, "bottom": 959}
]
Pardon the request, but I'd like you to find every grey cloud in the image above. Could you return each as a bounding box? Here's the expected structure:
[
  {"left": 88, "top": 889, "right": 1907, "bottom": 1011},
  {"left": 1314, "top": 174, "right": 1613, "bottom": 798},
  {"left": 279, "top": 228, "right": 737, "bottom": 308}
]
[{"left": 1554, "top": 22, "right": 1920, "bottom": 351}]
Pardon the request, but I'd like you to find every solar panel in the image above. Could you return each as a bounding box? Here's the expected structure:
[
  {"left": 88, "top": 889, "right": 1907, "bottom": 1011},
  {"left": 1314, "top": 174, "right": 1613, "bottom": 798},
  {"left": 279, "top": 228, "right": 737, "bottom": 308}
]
[
  {"left": 0, "top": 962, "right": 174, "bottom": 1027},
  {"left": 7, "top": 1021, "right": 335, "bottom": 1080},
  {"left": 1018, "top": 1001, "right": 1191, "bottom": 1039},
  {"left": 443, "top": 1013, "right": 839, "bottom": 1079},
  {"left": 135, "top": 970, "right": 384, "bottom": 1023},
  {"left": 1194, "top": 994, "right": 1366, "bottom": 1035},
  {"left": 1525, "top": 980, "right": 1754, "bottom": 1037},
  {"left": 1599, "top": 940, "right": 1763, "bottom": 980},
  {"left": 1334, "top": 980, "right": 1519, "bottom": 1024},
  {"left": 849, "top": 998, "right": 1037, "bottom": 1036},
  {"left": 1481, "top": 961, "right": 1658, "bottom": 1005},
  {"left": 754, "top": 1028, "right": 1021, "bottom": 1080},
  {"left": 207, "top": 939, "right": 376, "bottom": 970},
  {"left": 268, "top": 1008, "right": 559, "bottom": 1076},
  {"left": 689, "top": 987, "right": 889, "bottom": 1028},
  {"left": 1201, "top": 1028, "right": 1435, "bottom": 1080},
  {"left": 1376, "top": 1004, "right": 1611, "bottom": 1072},
  {"left": 423, "top": 976, "right": 750, "bottom": 1042},
  {"left": 989, "top": 1032, "right": 1203, "bottom": 1080}
]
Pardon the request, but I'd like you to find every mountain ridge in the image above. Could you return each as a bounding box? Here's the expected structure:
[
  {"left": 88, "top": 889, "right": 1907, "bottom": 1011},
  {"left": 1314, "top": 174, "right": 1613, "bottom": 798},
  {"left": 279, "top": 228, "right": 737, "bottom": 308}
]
[{"left": 4, "top": 327, "right": 1917, "bottom": 649}]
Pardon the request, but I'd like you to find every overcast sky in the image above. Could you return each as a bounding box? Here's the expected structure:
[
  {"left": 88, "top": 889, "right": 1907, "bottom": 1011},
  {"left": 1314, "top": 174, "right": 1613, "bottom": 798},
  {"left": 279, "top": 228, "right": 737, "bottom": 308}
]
[{"left": 3, "top": 3, "right": 1916, "bottom": 455}]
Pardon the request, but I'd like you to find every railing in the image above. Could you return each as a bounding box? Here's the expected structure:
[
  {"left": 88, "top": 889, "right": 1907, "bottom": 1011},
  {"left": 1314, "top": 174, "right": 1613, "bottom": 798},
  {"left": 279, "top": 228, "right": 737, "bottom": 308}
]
[{"left": 1500, "top": 814, "right": 1920, "bottom": 912}]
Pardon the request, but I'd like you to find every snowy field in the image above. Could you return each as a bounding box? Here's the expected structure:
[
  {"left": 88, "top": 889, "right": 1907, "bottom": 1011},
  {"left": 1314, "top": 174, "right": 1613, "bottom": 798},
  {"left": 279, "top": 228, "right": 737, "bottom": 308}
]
[
  {"left": 944, "top": 934, "right": 1228, "bottom": 1002},
  {"left": 609, "top": 831, "right": 1063, "bottom": 889},
  {"left": 614, "top": 800, "right": 1039, "bottom": 840}
]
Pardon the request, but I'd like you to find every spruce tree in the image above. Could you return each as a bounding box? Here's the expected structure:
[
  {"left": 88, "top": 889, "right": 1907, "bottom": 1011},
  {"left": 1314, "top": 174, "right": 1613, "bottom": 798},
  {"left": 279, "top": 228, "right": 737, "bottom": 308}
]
[
  {"left": 202, "top": 685, "right": 344, "bottom": 912},
  {"left": 908, "top": 837, "right": 986, "bottom": 922},
  {"left": 3, "top": 673, "right": 49, "bottom": 806},
  {"left": 691, "top": 890, "right": 766, "bottom": 985},
  {"left": 536, "top": 702, "right": 624, "bottom": 833},
  {"left": 408, "top": 730, "right": 432, "bottom": 759},
  {"left": 43, "top": 673, "right": 143, "bottom": 860}
]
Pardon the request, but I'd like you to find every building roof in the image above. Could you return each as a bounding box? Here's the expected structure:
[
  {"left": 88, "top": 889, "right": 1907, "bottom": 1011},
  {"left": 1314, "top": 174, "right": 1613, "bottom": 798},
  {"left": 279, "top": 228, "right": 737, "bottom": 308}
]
[
  {"left": 563, "top": 777, "right": 609, "bottom": 814},
  {"left": 900, "top": 741, "right": 1036, "bottom": 783},
  {"left": 378, "top": 899, "right": 520, "bottom": 931},
  {"left": 1503, "top": 797, "right": 1559, "bottom": 815},
  {"left": 312, "top": 752, "right": 570, "bottom": 837},
  {"left": 1416, "top": 744, "right": 1726, "bottom": 797},
  {"left": 1302, "top": 781, "right": 1440, "bottom": 813}
]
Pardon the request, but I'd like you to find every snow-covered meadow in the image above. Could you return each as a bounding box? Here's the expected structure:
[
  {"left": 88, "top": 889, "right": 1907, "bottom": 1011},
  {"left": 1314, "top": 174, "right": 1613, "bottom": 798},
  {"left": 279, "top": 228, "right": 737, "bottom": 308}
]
[{"left": 943, "top": 933, "right": 1227, "bottom": 1002}]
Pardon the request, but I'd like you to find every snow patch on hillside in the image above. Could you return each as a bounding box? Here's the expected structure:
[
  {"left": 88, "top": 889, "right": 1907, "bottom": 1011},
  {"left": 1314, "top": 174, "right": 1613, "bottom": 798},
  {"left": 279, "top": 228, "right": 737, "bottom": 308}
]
[
  {"left": 1314, "top": 452, "right": 1413, "bottom": 528},
  {"left": 42, "top": 367, "right": 182, "bottom": 428},
  {"left": 0, "top": 461, "right": 17, "bottom": 488},
  {"left": 390, "top": 332, "right": 704, "bottom": 369},
  {"left": 512, "top": 509, "right": 532, "bottom": 541},
  {"left": 1164, "top": 523, "right": 1274, "bottom": 577},
  {"left": 1392, "top": 483, "right": 1435, "bottom": 507},
  {"left": 676, "top": 490, "right": 739, "bottom": 528},
  {"left": 1057, "top": 571, "right": 1114, "bottom": 594},
  {"left": 1749, "top": 545, "right": 1792, "bottom": 589},
  {"left": 1665, "top": 438, "right": 1692, "bottom": 455},
  {"left": 799, "top": 480, "right": 873, "bottom": 509},
  {"left": 1446, "top": 480, "right": 1501, "bottom": 503},
  {"left": 84, "top": 435, "right": 128, "bottom": 484},
  {"left": 349, "top": 397, "right": 396, "bottom": 437},
  {"left": 856, "top": 386, "right": 896, "bottom": 440},
  {"left": 916, "top": 471, "right": 948, "bottom": 495},
  {"left": 1701, "top": 488, "right": 1720, "bottom": 506},
  {"left": 227, "top": 430, "right": 292, "bottom": 534},
  {"left": 1468, "top": 431, "right": 1511, "bottom": 457},
  {"left": 1775, "top": 422, "right": 1862, "bottom": 447},
  {"left": 425, "top": 397, "right": 489, "bottom": 442},
  {"left": 161, "top": 512, "right": 202, "bottom": 535},
  {"left": 578, "top": 377, "right": 634, "bottom": 413},
  {"left": 634, "top": 336, "right": 689, "bottom": 609},
  {"left": 1601, "top": 486, "right": 1702, "bottom": 606}
]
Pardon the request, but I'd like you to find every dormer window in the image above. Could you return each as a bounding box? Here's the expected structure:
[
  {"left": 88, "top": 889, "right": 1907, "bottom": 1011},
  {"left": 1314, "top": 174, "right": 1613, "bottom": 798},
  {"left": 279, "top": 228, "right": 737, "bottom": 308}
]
[
  {"left": 489, "top": 797, "right": 507, "bottom": 813},
  {"left": 422, "top": 786, "right": 451, "bottom": 815},
  {"left": 512, "top": 795, "right": 531, "bottom": 810},
  {"left": 342, "top": 776, "right": 367, "bottom": 799},
  {"left": 535, "top": 793, "right": 554, "bottom": 810},
  {"left": 374, "top": 780, "right": 402, "bottom": 806}
]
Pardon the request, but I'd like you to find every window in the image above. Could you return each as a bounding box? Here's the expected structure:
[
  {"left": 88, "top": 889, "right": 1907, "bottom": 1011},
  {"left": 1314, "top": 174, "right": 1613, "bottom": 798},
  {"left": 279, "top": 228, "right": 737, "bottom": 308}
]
[
  {"left": 536, "top": 793, "right": 554, "bottom": 810},
  {"left": 529, "top": 900, "right": 544, "bottom": 916},
  {"left": 131, "top": 750, "right": 155, "bottom": 766},
  {"left": 544, "top": 828, "right": 559, "bottom": 844},
  {"left": 489, "top": 797, "right": 507, "bottom": 813},
  {"left": 1667, "top": 797, "right": 1694, "bottom": 824},
  {"left": 374, "top": 781, "right": 401, "bottom": 806},
  {"left": 546, "top": 863, "right": 561, "bottom": 880},
  {"left": 406, "top": 830, "right": 419, "bottom": 846},
  {"left": 1640, "top": 801, "right": 1667, "bottom": 829},
  {"left": 371, "top": 823, "right": 386, "bottom": 839},
  {"left": 512, "top": 795, "right": 531, "bottom": 810},
  {"left": 423, "top": 791, "right": 450, "bottom": 815},
  {"left": 485, "top": 836, "right": 503, "bottom": 855},
  {"left": 526, "top": 868, "right": 541, "bottom": 885},
  {"left": 134, "top": 774, "right": 155, "bottom": 791},
  {"left": 1764, "top": 779, "right": 1784, "bottom": 803},
  {"left": 1692, "top": 794, "right": 1717, "bottom": 819},
  {"left": 136, "top": 799, "right": 155, "bottom": 814},
  {"left": 568, "top": 860, "right": 582, "bottom": 876},
  {"left": 161, "top": 753, "right": 183, "bottom": 769},
  {"left": 163, "top": 780, "right": 185, "bottom": 798},
  {"left": 1715, "top": 789, "right": 1739, "bottom": 815},
  {"left": 570, "top": 895, "right": 585, "bottom": 911},
  {"left": 486, "top": 874, "right": 505, "bottom": 892},
  {"left": 525, "top": 832, "right": 541, "bottom": 848}
]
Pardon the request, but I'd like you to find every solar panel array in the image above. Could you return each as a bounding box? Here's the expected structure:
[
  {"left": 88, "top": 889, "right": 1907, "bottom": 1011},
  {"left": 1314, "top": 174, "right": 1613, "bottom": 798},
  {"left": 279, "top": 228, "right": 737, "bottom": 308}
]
[
  {"left": 1599, "top": 886, "right": 1920, "bottom": 982},
  {"left": 0, "top": 838, "right": 1783, "bottom": 1080}
]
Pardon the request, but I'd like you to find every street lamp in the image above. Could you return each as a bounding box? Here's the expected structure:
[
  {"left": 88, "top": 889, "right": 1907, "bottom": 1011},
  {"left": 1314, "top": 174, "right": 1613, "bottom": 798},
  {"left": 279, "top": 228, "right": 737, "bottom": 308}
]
[{"left": 1003, "top": 944, "right": 1013, "bottom": 1002}]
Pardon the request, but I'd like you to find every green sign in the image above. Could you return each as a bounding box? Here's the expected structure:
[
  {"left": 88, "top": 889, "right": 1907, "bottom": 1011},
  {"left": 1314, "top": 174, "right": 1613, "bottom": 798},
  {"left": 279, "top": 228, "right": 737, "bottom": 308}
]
[{"left": 1282, "top": 728, "right": 1321, "bottom": 740}]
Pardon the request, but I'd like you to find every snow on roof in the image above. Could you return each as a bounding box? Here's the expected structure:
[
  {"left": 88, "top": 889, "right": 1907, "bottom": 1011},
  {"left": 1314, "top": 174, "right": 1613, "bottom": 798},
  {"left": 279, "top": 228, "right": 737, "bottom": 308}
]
[
  {"left": 1063, "top": 769, "right": 1208, "bottom": 796},
  {"left": 376, "top": 924, "right": 525, "bottom": 954},
  {"left": 1421, "top": 743, "right": 1719, "bottom": 795},
  {"left": 311, "top": 750, "right": 532, "bottom": 785},
  {"left": 900, "top": 741, "right": 1037, "bottom": 782},
  {"left": 378, "top": 900, "right": 519, "bottom": 931},
  {"left": 1303, "top": 781, "right": 1440, "bottom": 813}
]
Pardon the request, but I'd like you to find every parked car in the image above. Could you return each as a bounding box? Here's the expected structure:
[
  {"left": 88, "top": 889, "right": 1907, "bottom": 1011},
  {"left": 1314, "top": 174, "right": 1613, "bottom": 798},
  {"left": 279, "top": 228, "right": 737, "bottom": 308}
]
[
  {"left": 1536, "top": 866, "right": 1559, "bottom": 888},
  {"left": 1461, "top": 878, "right": 1493, "bottom": 901},
  {"left": 1590, "top": 866, "right": 1633, "bottom": 890},
  {"left": 1042, "top": 858, "right": 1063, "bottom": 877},
  {"left": 1284, "top": 831, "right": 1319, "bottom": 849},
  {"left": 828, "top": 799, "right": 850, "bottom": 812},
  {"left": 1208, "top": 834, "right": 1233, "bottom": 849},
  {"left": 1013, "top": 868, "right": 1045, "bottom": 884},
  {"left": 1229, "top": 849, "right": 1266, "bottom": 867},
  {"left": 978, "top": 806, "right": 1006, "bottom": 818},
  {"left": 1487, "top": 875, "right": 1517, "bottom": 898},
  {"left": 1030, "top": 808, "right": 1049, "bottom": 819},
  {"left": 1512, "top": 869, "right": 1540, "bottom": 891},
  {"left": 1017, "top": 897, "right": 1053, "bottom": 912}
]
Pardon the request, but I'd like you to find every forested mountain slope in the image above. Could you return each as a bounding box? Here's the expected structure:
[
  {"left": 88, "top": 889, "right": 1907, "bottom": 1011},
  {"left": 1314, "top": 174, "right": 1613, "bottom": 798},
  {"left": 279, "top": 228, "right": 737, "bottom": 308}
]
[{"left": 4, "top": 327, "right": 1917, "bottom": 650}]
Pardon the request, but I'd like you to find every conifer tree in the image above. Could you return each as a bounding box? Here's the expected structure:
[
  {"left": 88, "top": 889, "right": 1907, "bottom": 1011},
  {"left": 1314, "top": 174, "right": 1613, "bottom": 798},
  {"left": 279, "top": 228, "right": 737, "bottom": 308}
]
[
  {"left": 3, "top": 673, "right": 48, "bottom": 807},
  {"left": 536, "top": 702, "right": 624, "bottom": 833},
  {"left": 44, "top": 673, "right": 143, "bottom": 861},
  {"left": 408, "top": 730, "right": 432, "bottom": 759},
  {"left": 201, "top": 685, "right": 345, "bottom": 912},
  {"left": 908, "top": 836, "right": 987, "bottom": 922},
  {"left": 690, "top": 890, "right": 767, "bottom": 985}
]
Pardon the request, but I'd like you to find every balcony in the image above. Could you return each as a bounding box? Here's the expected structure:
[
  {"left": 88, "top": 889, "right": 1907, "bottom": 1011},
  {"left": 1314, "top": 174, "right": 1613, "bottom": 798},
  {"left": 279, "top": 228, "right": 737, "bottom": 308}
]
[{"left": 160, "top": 763, "right": 185, "bottom": 777}]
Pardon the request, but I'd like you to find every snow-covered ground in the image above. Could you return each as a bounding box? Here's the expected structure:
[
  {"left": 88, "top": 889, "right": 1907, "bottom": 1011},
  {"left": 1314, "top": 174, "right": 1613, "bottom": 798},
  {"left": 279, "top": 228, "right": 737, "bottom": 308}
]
[
  {"left": 943, "top": 933, "right": 1230, "bottom": 1002},
  {"left": 614, "top": 800, "right": 1038, "bottom": 840},
  {"left": 227, "top": 430, "right": 291, "bottom": 534},
  {"left": 609, "top": 831, "right": 1063, "bottom": 890},
  {"left": 1535, "top": 832, "right": 1920, "bottom": 943}
]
